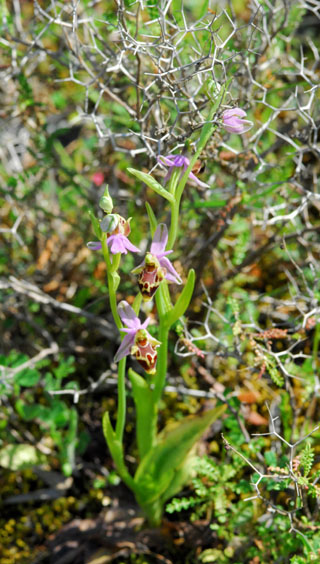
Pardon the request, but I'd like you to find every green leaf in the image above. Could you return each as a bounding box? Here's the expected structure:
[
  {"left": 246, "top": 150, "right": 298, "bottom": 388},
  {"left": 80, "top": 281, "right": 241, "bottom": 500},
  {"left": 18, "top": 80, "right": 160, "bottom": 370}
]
[
  {"left": 53, "top": 140, "right": 75, "bottom": 169},
  {"left": 133, "top": 405, "right": 226, "bottom": 506},
  {"left": 0, "top": 444, "right": 46, "bottom": 470},
  {"left": 145, "top": 201, "right": 158, "bottom": 236},
  {"left": 127, "top": 168, "right": 174, "bottom": 203},
  {"left": 194, "top": 198, "right": 227, "bottom": 208},
  {"left": 300, "top": 443, "right": 314, "bottom": 477},
  {"left": 88, "top": 210, "right": 101, "bottom": 239},
  {"left": 167, "top": 269, "right": 195, "bottom": 326},
  {"left": 111, "top": 272, "right": 120, "bottom": 292},
  {"left": 102, "top": 412, "right": 135, "bottom": 490},
  {"left": 128, "top": 369, "right": 156, "bottom": 459},
  {"left": 160, "top": 450, "right": 197, "bottom": 504},
  {"left": 14, "top": 368, "right": 40, "bottom": 387},
  {"left": 15, "top": 400, "right": 44, "bottom": 421}
]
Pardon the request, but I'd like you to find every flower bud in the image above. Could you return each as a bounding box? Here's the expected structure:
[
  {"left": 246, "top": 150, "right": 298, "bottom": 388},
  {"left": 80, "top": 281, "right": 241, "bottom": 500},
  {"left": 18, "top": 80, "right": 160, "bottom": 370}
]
[
  {"left": 100, "top": 213, "right": 119, "bottom": 233},
  {"left": 99, "top": 186, "right": 113, "bottom": 213}
]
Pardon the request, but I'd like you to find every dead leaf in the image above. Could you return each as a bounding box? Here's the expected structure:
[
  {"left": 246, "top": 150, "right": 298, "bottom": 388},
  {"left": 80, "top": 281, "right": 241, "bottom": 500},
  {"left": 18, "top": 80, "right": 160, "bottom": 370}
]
[
  {"left": 245, "top": 411, "right": 268, "bottom": 426},
  {"left": 238, "top": 391, "right": 260, "bottom": 404}
]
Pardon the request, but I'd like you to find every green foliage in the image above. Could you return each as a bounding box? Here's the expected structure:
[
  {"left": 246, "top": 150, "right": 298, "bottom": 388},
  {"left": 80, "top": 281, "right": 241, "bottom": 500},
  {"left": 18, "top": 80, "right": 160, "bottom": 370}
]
[
  {"left": 131, "top": 406, "right": 226, "bottom": 525},
  {"left": 265, "top": 356, "right": 284, "bottom": 387},
  {"left": 1, "top": 0, "right": 320, "bottom": 560},
  {"left": 0, "top": 352, "right": 82, "bottom": 476},
  {"left": 145, "top": 201, "right": 157, "bottom": 236},
  {"left": 299, "top": 443, "right": 314, "bottom": 478},
  {"left": 166, "top": 454, "right": 248, "bottom": 524},
  {"left": 166, "top": 269, "right": 195, "bottom": 326}
]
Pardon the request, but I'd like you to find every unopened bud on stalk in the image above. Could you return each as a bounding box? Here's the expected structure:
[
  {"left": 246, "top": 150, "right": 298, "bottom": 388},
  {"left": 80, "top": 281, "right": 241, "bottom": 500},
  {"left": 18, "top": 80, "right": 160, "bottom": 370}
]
[
  {"left": 100, "top": 213, "right": 119, "bottom": 233},
  {"left": 99, "top": 186, "right": 113, "bottom": 213}
]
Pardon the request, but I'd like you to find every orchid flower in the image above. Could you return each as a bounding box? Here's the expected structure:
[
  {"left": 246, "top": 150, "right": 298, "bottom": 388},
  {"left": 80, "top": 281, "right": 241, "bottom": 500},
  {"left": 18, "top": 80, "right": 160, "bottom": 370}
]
[
  {"left": 114, "top": 301, "right": 161, "bottom": 374},
  {"left": 132, "top": 223, "right": 182, "bottom": 301},
  {"left": 157, "top": 154, "right": 209, "bottom": 188},
  {"left": 87, "top": 214, "right": 140, "bottom": 255},
  {"left": 221, "top": 108, "right": 253, "bottom": 134}
]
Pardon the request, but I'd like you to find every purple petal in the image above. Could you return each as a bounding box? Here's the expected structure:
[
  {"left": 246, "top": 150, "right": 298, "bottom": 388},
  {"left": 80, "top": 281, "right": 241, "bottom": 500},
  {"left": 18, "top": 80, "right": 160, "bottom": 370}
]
[
  {"left": 107, "top": 234, "right": 139, "bottom": 255},
  {"left": 157, "top": 154, "right": 189, "bottom": 169},
  {"left": 188, "top": 171, "right": 209, "bottom": 188},
  {"left": 123, "top": 238, "right": 140, "bottom": 253},
  {"left": 173, "top": 155, "right": 189, "bottom": 168},
  {"left": 114, "top": 332, "right": 136, "bottom": 362},
  {"left": 117, "top": 301, "right": 141, "bottom": 329},
  {"left": 87, "top": 241, "right": 102, "bottom": 251},
  {"left": 150, "top": 223, "right": 168, "bottom": 256},
  {"left": 222, "top": 108, "right": 247, "bottom": 119},
  {"left": 141, "top": 318, "right": 151, "bottom": 330},
  {"left": 107, "top": 234, "right": 127, "bottom": 254},
  {"left": 159, "top": 256, "right": 182, "bottom": 284},
  {"left": 157, "top": 155, "right": 177, "bottom": 167},
  {"left": 222, "top": 109, "right": 252, "bottom": 134},
  {"left": 223, "top": 119, "right": 253, "bottom": 134}
]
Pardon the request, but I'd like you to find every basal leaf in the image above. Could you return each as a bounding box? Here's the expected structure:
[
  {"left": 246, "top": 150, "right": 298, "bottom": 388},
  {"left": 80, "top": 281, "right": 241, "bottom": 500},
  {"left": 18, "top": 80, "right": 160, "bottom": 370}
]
[
  {"left": 128, "top": 369, "right": 156, "bottom": 459},
  {"left": 134, "top": 405, "right": 226, "bottom": 504},
  {"left": 102, "top": 412, "right": 135, "bottom": 490}
]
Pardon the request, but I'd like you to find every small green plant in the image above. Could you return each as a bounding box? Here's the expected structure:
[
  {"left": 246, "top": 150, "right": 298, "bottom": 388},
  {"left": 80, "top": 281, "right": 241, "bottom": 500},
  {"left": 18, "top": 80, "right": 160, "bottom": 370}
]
[{"left": 0, "top": 352, "right": 85, "bottom": 476}]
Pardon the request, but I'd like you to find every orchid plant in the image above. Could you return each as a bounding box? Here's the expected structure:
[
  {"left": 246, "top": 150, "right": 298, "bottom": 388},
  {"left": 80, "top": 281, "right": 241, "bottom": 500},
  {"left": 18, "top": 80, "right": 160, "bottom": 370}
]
[{"left": 87, "top": 84, "right": 251, "bottom": 526}]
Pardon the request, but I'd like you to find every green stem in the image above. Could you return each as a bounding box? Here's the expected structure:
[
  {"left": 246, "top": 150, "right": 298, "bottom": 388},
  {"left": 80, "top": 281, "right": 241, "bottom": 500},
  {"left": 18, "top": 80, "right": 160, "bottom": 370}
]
[
  {"left": 153, "top": 320, "right": 169, "bottom": 406},
  {"left": 145, "top": 283, "right": 172, "bottom": 444},
  {"left": 168, "top": 198, "right": 180, "bottom": 251},
  {"left": 101, "top": 235, "right": 126, "bottom": 443},
  {"left": 115, "top": 357, "right": 126, "bottom": 442},
  {"left": 101, "top": 236, "right": 122, "bottom": 329},
  {"left": 168, "top": 169, "right": 180, "bottom": 196}
]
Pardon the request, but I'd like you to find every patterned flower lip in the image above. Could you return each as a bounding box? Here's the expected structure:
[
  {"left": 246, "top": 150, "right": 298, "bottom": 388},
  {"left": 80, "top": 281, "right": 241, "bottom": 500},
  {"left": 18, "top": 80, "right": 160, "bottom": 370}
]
[
  {"left": 221, "top": 108, "right": 253, "bottom": 134},
  {"left": 157, "top": 154, "right": 209, "bottom": 188},
  {"left": 132, "top": 223, "right": 182, "bottom": 301},
  {"left": 114, "top": 301, "right": 161, "bottom": 374}
]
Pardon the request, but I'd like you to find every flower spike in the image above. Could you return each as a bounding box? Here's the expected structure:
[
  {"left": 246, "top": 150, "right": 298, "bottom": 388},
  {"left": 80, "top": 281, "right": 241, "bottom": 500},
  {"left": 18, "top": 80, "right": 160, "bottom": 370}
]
[{"left": 132, "top": 223, "right": 182, "bottom": 301}]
